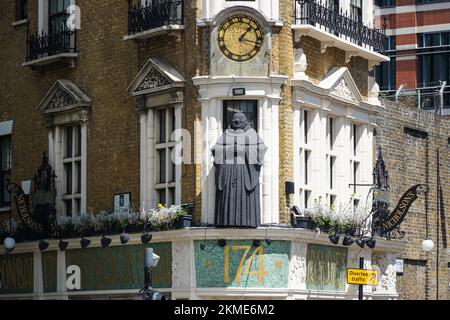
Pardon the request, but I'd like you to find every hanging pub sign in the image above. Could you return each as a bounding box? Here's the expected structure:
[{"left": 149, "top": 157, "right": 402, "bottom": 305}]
[
  {"left": 382, "top": 184, "right": 429, "bottom": 234},
  {"left": 8, "top": 153, "right": 56, "bottom": 237}
]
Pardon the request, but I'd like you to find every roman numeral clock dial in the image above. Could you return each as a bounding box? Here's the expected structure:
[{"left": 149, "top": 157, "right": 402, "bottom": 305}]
[{"left": 217, "top": 15, "right": 264, "bottom": 62}]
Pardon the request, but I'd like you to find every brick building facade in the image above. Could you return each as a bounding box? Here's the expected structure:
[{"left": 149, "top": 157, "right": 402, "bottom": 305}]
[
  {"left": 376, "top": 99, "right": 449, "bottom": 300},
  {"left": 375, "top": 0, "right": 450, "bottom": 115},
  {"left": 0, "top": 0, "right": 442, "bottom": 300}
]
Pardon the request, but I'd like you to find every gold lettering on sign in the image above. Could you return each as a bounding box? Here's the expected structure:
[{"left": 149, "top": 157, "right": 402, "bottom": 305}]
[
  {"left": 15, "top": 193, "right": 44, "bottom": 233},
  {"left": 223, "top": 245, "right": 268, "bottom": 284},
  {"left": 0, "top": 255, "right": 33, "bottom": 291},
  {"left": 383, "top": 190, "right": 417, "bottom": 230}
]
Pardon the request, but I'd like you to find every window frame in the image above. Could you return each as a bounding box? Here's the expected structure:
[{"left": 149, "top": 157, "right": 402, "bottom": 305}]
[
  {"left": 16, "top": 0, "right": 28, "bottom": 21},
  {"left": 223, "top": 100, "right": 258, "bottom": 132},
  {"left": 0, "top": 135, "right": 12, "bottom": 208},
  {"left": 155, "top": 106, "right": 177, "bottom": 207},
  {"left": 375, "top": 0, "right": 395, "bottom": 7},
  {"left": 48, "top": 0, "right": 72, "bottom": 35},
  {"left": 61, "top": 124, "right": 82, "bottom": 217}
]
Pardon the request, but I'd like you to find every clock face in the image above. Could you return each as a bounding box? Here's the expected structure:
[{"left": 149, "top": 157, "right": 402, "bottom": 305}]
[{"left": 217, "top": 15, "right": 264, "bottom": 62}]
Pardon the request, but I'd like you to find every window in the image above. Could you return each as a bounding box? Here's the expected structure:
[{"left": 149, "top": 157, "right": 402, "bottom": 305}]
[
  {"left": 223, "top": 100, "right": 258, "bottom": 131},
  {"left": 329, "top": 194, "right": 336, "bottom": 210},
  {"left": 353, "top": 161, "right": 360, "bottom": 193},
  {"left": 155, "top": 107, "right": 176, "bottom": 206},
  {"left": 375, "top": 36, "right": 396, "bottom": 91},
  {"left": 351, "top": 123, "right": 361, "bottom": 194},
  {"left": 304, "top": 110, "right": 311, "bottom": 144},
  {"left": 49, "top": 0, "right": 71, "bottom": 35},
  {"left": 304, "top": 190, "right": 311, "bottom": 209},
  {"left": 417, "top": 32, "right": 450, "bottom": 107},
  {"left": 330, "top": 156, "right": 336, "bottom": 190},
  {"left": 16, "top": 0, "right": 27, "bottom": 20},
  {"left": 353, "top": 199, "right": 359, "bottom": 209},
  {"left": 375, "top": 0, "right": 395, "bottom": 6},
  {"left": 305, "top": 150, "right": 311, "bottom": 186},
  {"left": 62, "top": 125, "right": 82, "bottom": 217},
  {"left": 417, "top": 0, "right": 444, "bottom": 3},
  {"left": 350, "top": 0, "right": 362, "bottom": 22},
  {"left": 328, "top": 117, "right": 335, "bottom": 150},
  {"left": 0, "top": 136, "right": 11, "bottom": 208}
]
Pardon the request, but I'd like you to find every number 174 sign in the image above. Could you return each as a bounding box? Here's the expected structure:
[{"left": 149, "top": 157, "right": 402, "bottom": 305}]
[{"left": 224, "top": 245, "right": 268, "bottom": 284}]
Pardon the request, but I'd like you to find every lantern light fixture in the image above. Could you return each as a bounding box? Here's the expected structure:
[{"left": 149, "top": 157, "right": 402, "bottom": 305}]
[
  {"left": 58, "top": 239, "right": 69, "bottom": 252},
  {"left": 39, "top": 240, "right": 50, "bottom": 251},
  {"left": 421, "top": 239, "right": 434, "bottom": 252}
]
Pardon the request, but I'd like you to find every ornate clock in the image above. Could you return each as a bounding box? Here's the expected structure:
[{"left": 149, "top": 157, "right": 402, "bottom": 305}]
[{"left": 217, "top": 14, "right": 264, "bottom": 62}]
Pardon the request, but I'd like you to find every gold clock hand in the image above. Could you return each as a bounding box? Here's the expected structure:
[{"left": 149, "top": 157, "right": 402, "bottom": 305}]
[
  {"left": 239, "top": 26, "right": 252, "bottom": 42},
  {"left": 241, "top": 38, "right": 261, "bottom": 45}
]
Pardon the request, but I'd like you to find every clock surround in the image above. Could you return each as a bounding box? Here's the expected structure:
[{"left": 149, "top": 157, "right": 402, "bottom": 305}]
[{"left": 217, "top": 14, "right": 264, "bottom": 62}]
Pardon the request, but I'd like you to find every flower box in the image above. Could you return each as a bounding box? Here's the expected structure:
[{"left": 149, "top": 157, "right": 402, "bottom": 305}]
[
  {"left": 177, "top": 215, "right": 192, "bottom": 228},
  {"left": 293, "top": 216, "right": 314, "bottom": 230}
]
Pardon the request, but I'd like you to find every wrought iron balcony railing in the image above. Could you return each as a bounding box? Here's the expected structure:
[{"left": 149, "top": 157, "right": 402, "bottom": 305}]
[
  {"left": 127, "top": 0, "right": 184, "bottom": 35},
  {"left": 26, "top": 25, "right": 76, "bottom": 62},
  {"left": 294, "top": 0, "right": 386, "bottom": 52}
]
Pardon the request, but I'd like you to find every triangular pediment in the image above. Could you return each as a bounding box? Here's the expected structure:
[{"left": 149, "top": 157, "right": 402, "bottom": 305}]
[
  {"left": 127, "top": 58, "right": 185, "bottom": 97},
  {"left": 319, "top": 67, "right": 362, "bottom": 103},
  {"left": 37, "top": 80, "right": 91, "bottom": 114}
]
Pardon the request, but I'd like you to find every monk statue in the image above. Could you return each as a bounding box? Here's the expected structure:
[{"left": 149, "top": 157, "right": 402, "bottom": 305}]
[{"left": 211, "top": 113, "right": 267, "bottom": 228}]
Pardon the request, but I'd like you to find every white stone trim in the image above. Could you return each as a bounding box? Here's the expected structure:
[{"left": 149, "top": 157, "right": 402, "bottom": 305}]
[
  {"left": 123, "top": 25, "right": 185, "bottom": 42},
  {"left": 396, "top": 55, "right": 418, "bottom": 61},
  {"left": 48, "top": 122, "right": 87, "bottom": 217},
  {"left": 193, "top": 75, "right": 287, "bottom": 226},
  {"left": 396, "top": 44, "right": 417, "bottom": 51},
  {"left": 80, "top": 123, "right": 87, "bottom": 213},
  {"left": 140, "top": 105, "right": 182, "bottom": 210},
  {"left": 292, "top": 69, "right": 379, "bottom": 212},
  {"left": 292, "top": 25, "right": 390, "bottom": 65},
  {"left": 12, "top": 19, "right": 28, "bottom": 27},
  {"left": 0, "top": 120, "right": 13, "bottom": 136},
  {"left": 288, "top": 241, "right": 307, "bottom": 290},
  {"left": 140, "top": 109, "right": 156, "bottom": 210},
  {"left": 2, "top": 228, "right": 402, "bottom": 300},
  {"left": 33, "top": 251, "right": 44, "bottom": 298},
  {"left": 200, "top": 0, "right": 279, "bottom": 22},
  {"left": 38, "top": 0, "right": 49, "bottom": 34},
  {"left": 385, "top": 23, "right": 450, "bottom": 36}
]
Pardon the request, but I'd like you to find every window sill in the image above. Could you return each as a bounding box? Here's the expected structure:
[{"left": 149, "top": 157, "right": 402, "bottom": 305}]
[
  {"left": 12, "top": 19, "right": 28, "bottom": 27},
  {"left": 22, "top": 53, "right": 78, "bottom": 68},
  {"left": 123, "top": 25, "right": 184, "bottom": 42},
  {"left": 0, "top": 206, "right": 11, "bottom": 213}
]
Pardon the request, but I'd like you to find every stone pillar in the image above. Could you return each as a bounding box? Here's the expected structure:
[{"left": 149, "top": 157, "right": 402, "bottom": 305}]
[
  {"left": 288, "top": 241, "right": 308, "bottom": 291},
  {"left": 201, "top": 98, "right": 222, "bottom": 225},
  {"left": 334, "top": 116, "right": 351, "bottom": 206},
  {"left": 310, "top": 109, "right": 328, "bottom": 202},
  {"left": 172, "top": 240, "right": 198, "bottom": 300},
  {"left": 79, "top": 111, "right": 89, "bottom": 213}
]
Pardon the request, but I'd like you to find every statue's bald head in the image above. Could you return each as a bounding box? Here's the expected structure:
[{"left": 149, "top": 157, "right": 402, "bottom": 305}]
[{"left": 231, "top": 113, "right": 248, "bottom": 130}]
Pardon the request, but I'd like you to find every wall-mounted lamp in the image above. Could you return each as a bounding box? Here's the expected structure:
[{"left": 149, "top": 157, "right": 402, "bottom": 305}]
[
  {"left": 101, "top": 234, "right": 112, "bottom": 248},
  {"left": 422, "top": 239, "right": 434, "bottom": 252},
  {"left": 39, "top": 240, "right": 49, "bottom": 251},
  {"left": 218, "top": 239, "right": 227, "bottom": 247},
  {"left": 80, "top": 237, "right": 91, "bottom": 249},
  {"left": 4, "top": 237, "right": 16, "bottom": 254},
  {"left": 141, "top": 224, "right": 152, "bottom": 244},
  {"left": 58, "top": 239, "right": 69, "bottom": 252}
]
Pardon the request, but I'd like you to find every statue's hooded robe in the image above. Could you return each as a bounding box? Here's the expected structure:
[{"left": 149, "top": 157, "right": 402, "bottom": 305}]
[{"left": 211, "top": 124, "right": 267, "bottom": 228}]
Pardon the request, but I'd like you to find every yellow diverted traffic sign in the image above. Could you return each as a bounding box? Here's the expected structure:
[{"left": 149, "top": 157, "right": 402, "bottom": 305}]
[{"left": 347, "top": 269, "right": 378, "bottom": 286}]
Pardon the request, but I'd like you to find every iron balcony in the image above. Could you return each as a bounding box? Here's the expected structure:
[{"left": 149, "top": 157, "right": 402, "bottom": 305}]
[
  {"left": 127, "top": 0, "right": 184, "bottom": 35},
  {"left": 294, "top": 0, "right": 386, "bottom": 52},
  {"left": 26, "top": 25, "right": 76, "bottom": 62}
]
